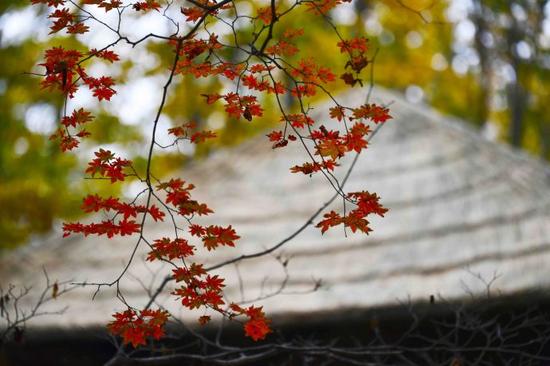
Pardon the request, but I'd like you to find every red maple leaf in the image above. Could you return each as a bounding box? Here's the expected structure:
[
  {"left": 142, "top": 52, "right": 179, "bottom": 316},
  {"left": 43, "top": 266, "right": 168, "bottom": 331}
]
[
  {"left": 108, "top": 309, "right": 169, "bottom": 347},
  {"left": 243, "top": 306, "right": 272, "bottom": 341},
  {"left": 67, "top": 22, "right": 89, "bottom": 34},
  {"left": 329, "top": 106, "right": 346, "bottom": 122},
  {"left": 48, "top": 8, "right": 73, "bottom": 34},
  {"left": 244, "top": 318, "right": 272, "bottom": 341},
  {"left": 148, "top": 205, "right": 165, "bottom": 222},
  {"left": 118, "top": 220, "right": 140, "bottom": 236},
  {"left": 90, "top": 49, "right": 120, "bottom": 62},
  {"left": 201, "top": 225, "right": 240, "bottom": 251},
  {"left": 316, "top": 211, "right": 343, "bottom": 234},
  {"left": 266, "top": 130, "right": 283, "bottom": 142},
  {"left": 181, "top": 6, "right": 205, "bottom": 22},
  {"left": 98, "top": 0, "right": 122, "bottom": 12}
]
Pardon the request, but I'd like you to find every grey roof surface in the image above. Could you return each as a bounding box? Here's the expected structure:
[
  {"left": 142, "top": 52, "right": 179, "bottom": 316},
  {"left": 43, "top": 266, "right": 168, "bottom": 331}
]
[{"left": 2, "top": 87, "right": 550, "bottom": 328}]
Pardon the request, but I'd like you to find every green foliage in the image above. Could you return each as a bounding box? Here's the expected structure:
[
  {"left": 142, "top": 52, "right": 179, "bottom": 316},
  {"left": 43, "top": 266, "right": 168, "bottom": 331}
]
[
  {"left": 0, "top": 37, "right": 76, "bottom": 248},
  {"left": 346, "top": 0, "right": 549, "bottom": 158},
  {"left": 0, "top": 1, "right": 136, "bottom": 249}
]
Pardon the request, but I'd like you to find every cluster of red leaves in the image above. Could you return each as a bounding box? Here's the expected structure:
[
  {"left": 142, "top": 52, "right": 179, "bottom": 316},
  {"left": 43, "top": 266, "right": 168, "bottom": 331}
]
[
  {"left": 167, "top": 121, "right": 217, "bottom": 144},
  {"left": 63, "top": 193, "right": 166, "bottom": 238},
  {"left": 83, "top": 75, "right": 116, "bottom": 101},
  {"left": 49, "top": 108, "right": 93, "bottom": 151},
  {"left": 48, "top": 7, "right": 89, "bottom": 34},
  {"left": 181, "top": 6, "right": 205, "bottom": 22},
  {"left": 289, "top": 160, "right": 338, "bottom": 175},
  {"left": 39, "top": 44, "right": 119, "bottom": 151},
  {"left": 183, "top": 34, "right": 222, "bottom": 59},
  {"left": 328, "top": 103, "right": 392, "bottom": 124},
  {"left": 317, "top": 191, "right": 388, "bottom": 234},
  {"left": 266, "top": 28, "right": 304, "bottom": 57},
  {"left": 40, "top": 46, "right": 83, "bottom": 96},
  {"left": 285, "top": 113, "right": 315, "bottom": 129},
  {"left": 146, "top": 179, "right": 240, "bottom": 327},
  {"left": 309, "top": 125, "right": 348, "bottom": 159},
  {"left": 60, "top": 108, "right": 94, "bottom": 128},
  {"left": 40, "top": 48, "right": 117, "bottom": 99},
  {"left": 286, "top": 123, "right": 364, "bottom": 174},
  {"left": 89, "top": 48, "right": 120, "bottom": 63},
  {"left": 35, "top": 0, "right": 144, "bottom": 248},
  {"left": 174, "top": 34, "right": 231, "bottom": 78},
  {"left": 85, "top": 149, "right": 130, "bottom": 183},
  {"left": 203, "top": 93, "right": 263, "bottom": 121},
  {"left": 63, "top": 165, "right": 241, "bottom": 342},
  {"left": 147, "top": 179, "right": 239, "bottom": 334},
  {"left": 107, "top": 309, "right": 169, "bottom": 347},
  {"left": 48, "top": 128, "right": 89, "bottom": 152},
  {"left": 79, "top": 0, "right": 161, "bottom": 13},
  {"left": 351, "top": 103, "right": 392, "bottom": 123},
  {"left": 267, "top": 130, "right": 294, "bottom": 149},
  {"left": 157, "top": 178, "right": 213, "bottom": 217},
  {"left": 189, "top": 224, "right": 240, "bottom": 251},
  {"left": 284, "top": 103, "right": 391, "bottom": 175},
  {"left": 287, "top": 58, "right": 336, "bottom": 97},
  {"left": 230, "top": 304, "right": 272, "bottom": 341},
  {"left": 90, "top": 0, "right": 122, "bottom": 12},
  {"left": 36, "top": 0, "right": 122, "bottom": 146},
  {"left": 132, "top": 0, "right": 161, "bottom": 12},
  {"left": 81, "top": 194, "right": 165, "bottom": 222},
  {"left": 172, "top": 263, "right": 225, "bottom": 310},
  {"left": 146, "top": 237, "right": 195, "bottom": 262},
  {"left": 338, "top": 37, "right": 370, "bottom": 87},
  {"left": 242, "top": 73, "right": 285, "bottom": 95},
  {"left": 62, "top": 218, "right": 140, "bottom": 238},
  {"left": 291, "top": 58, "right": 336, "bottom": 84}
]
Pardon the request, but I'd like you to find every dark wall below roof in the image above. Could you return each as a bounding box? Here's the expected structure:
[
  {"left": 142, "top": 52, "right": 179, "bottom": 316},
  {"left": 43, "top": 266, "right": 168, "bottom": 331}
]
[{"left": 3, "top": 291, "right": 550, "bottom": 366}]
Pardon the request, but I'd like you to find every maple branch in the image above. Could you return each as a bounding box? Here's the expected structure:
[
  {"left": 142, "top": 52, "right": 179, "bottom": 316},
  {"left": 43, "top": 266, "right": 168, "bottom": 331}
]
[
  {"left": 257, "top": 0, "right": 277, "bottom": 53},
  {"left": 141, "top": 120, "right": 385, "bottom": 315},
  {"left": 207, "top": 122, "right": 384, "bottom": 271},
  {"left": 141, "top": 37, "right": 386, "bottom": 313},
  {"left": 74, "top": 2, "right": 219, "bottom": 294},
  {"left": 34, "top": 0, "right": 395, "bottom": 358}
]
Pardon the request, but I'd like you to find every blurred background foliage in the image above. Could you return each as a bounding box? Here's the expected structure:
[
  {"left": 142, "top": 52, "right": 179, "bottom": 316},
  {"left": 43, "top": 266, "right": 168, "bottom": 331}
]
[{"left": 0, "top": 0, "right": 548, "bottom": 249}]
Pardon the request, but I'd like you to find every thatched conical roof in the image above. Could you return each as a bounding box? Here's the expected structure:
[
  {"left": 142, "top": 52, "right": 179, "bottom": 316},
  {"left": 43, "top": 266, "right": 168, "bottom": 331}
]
[{"left": 2, "top": 88, "right": 550, "bottom": 327}]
